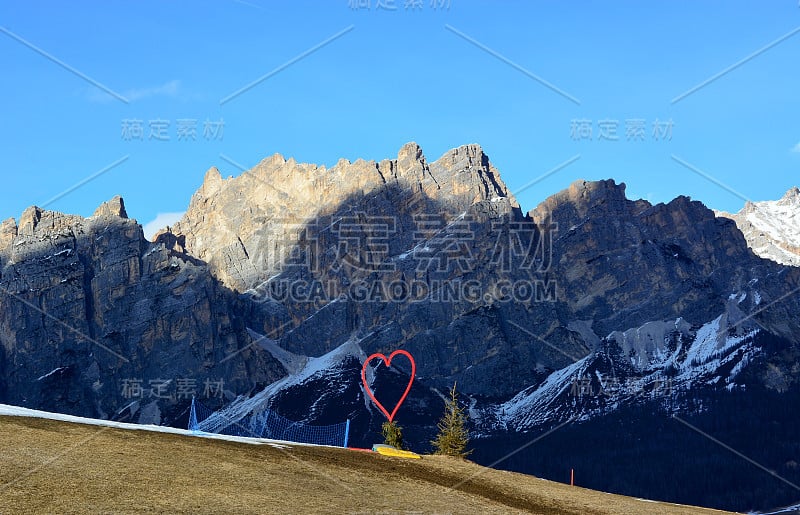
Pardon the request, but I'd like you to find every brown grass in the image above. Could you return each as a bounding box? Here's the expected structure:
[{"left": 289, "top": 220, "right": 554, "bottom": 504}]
[{"left": 0, "top": 415, "right": 739, "bottom": 514}]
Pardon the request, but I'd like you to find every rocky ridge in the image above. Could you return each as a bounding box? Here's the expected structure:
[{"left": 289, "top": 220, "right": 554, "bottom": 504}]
[
  {"left": 0, "top": 196, "right": 281, "bottom": 423},
  {"left": 163, "top": 142, "right": 517, "bottom": 292},
  {"left": 2, "top": 143, "right": 800, "bottom": 511}
]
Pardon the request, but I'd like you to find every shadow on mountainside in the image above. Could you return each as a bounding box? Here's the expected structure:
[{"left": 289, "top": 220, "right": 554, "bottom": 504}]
[{"left": 2, "top": 174, "right": 800, "bottom": 513}]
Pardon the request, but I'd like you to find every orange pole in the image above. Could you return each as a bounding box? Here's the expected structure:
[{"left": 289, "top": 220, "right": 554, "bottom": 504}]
[{"left": 570, "top": 468, "right": 574, "bottom": 486}]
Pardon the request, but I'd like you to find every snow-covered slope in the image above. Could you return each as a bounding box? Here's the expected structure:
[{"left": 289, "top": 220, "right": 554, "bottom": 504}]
[
  {"left": 484, "top": 292, "right": 764, "bottom": 433},
  {"left": 755, "top": 502, "right": 800, "bottom": 515},
  {"left": 197, "top": 332, "right": 368, "bottom": 432},
  {"left": 717, "top": 187, "right": 800, "bottom": 267}
]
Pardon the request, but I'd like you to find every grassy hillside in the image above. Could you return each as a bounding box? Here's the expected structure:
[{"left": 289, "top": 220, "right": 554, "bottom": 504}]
[{"left": 0, "top": 415, "right": 738, "bottom": 514}]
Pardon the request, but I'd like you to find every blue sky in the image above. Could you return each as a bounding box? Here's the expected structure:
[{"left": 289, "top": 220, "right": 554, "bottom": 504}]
[{"left": 1, "top": 1, "right": 798, "bottom": 237}]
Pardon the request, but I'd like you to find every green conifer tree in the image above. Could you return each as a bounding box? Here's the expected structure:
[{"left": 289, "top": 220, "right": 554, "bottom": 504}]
[
  {"left": 431, "top": 383, "right": 472, "bottom": 458},
  {"left": 381, "top": 420, "right": 404, "bottom": 449}
]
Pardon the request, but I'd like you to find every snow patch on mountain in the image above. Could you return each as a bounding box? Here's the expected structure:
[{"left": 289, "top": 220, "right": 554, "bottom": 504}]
[
  {"left": 198, "top": 334, "right": 367, "bottom": 432},
  {"left": 247, "top": 328, "right": 308, "bottom": 375},
  {"left": 717, "top": 187, "right": 800, "bottom": 266},
  {"left": 745, "top": 194, "right": 800, "bottom": 247},
  {"left": 494, "top": 355, "right": 593, "bottom": 430},
  {"left": 682, "top": 315, "right": 757, "bottom": 370},
  {"left": 490, "top": 309, "right": 762, "bottom": 432},
  {"left": 36, "top": 366, "right": 68, "bottom": 381}
]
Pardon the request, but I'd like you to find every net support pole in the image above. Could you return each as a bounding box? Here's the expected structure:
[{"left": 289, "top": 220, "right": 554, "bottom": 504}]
[
  {"left": 343, "top": 419, "right": 350, "bottom": 448},
  {"left": 188, "top": 396, "right": 198, "bottom": 432}
]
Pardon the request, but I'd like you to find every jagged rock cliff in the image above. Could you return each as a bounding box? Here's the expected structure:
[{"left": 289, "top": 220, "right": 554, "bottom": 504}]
[
  {"left": 529, "top": 179, "right": 780, "bottom": 335},
  {"left": 153, "top": 144, "right": 800, "bottom": 405},
  {"left": 0, "top": 196, "right": 281, "bottom": 423},
  {"left": 166, "top": 142, "right": 517, "bottom": 292}
]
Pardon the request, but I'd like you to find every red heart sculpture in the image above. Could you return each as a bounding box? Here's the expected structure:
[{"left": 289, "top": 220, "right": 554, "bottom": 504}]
[{"left": 361, "top": 350, "right": 416, "bottom": 422}]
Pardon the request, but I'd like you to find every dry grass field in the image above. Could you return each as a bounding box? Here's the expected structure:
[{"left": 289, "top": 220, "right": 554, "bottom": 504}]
[{"left": 0, "top": 414, "right": 739, "bottom": 514}]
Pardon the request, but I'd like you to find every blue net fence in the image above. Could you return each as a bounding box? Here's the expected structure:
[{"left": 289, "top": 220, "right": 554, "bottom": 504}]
[{"left": 188, "top": 397, "right": 350, "bottom": 447}]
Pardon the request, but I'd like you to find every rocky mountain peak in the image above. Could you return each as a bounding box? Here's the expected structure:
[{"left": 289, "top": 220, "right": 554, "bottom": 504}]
[
  {"left": 15, "top": 206, "right": 85, "bottom": 238},
  {"left": 779, "top": 185, "right": 800, "bottom": 204},
  {"left": 395, "top": 141, "right": 429, "bottom": 179},
  {"left": 92, "top": 195, "right": 128, "bottom": 219},
  {"left": 568, "top": 178, "right": 627, "bottom": 204},
  {"left": 0, "top": 218, "right": 17, "bottom": 251},
  {"left": 529, "top": 178, "right": 629, "bottom": 225},
  {"left": 18, "top": 206, "right": 43, "bottom": 235},
  {"left": 397, "top": 141, "right": 425, "bottom": 163},
  {"left": 716, "top": 187, "right": 800, "bottom": 267},
  {"left": 169, "top": 143, "right": 517, "bottom": 290},
  {"left": 265, "top": 152, "right": 287, "bottom": 167},
  {"left": 200, "top": 167, "right": 225, "bottom": 198},
  {"left": 245, "top": 153, "right": 289, "bottom": 180}
]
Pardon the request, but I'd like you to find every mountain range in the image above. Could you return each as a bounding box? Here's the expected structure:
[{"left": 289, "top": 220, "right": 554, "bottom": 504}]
[{"left": 1, "top": 143, "right": 798, "bottom": 513}]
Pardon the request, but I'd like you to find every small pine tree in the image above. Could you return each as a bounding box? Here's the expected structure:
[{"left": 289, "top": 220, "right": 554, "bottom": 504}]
[
  {"left": 381, "top": 420, "right": 404, "bottom": 449},
  {"left": 431, "top": 383, "right": 472, "bottom": 458}
]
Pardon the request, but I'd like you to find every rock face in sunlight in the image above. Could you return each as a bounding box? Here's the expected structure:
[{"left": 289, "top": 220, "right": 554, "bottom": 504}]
[{"left": 166, "top": 142, "right": 517, "bottom": 292}]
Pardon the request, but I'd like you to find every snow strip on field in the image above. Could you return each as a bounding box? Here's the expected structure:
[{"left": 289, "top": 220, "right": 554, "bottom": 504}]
[{"left": 0, "top": 403, "right": 332, "bottom": 450}]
